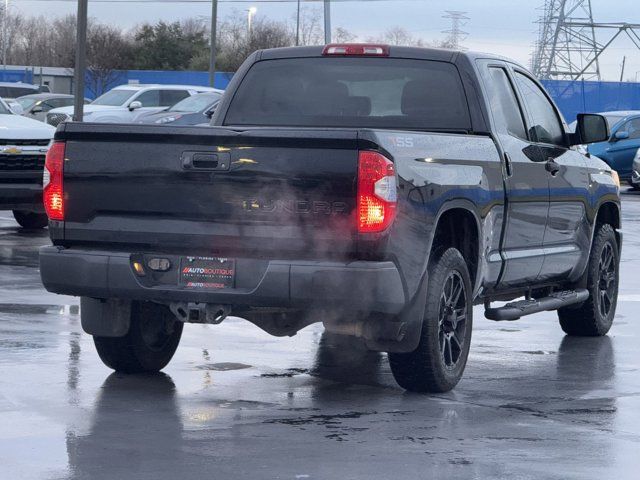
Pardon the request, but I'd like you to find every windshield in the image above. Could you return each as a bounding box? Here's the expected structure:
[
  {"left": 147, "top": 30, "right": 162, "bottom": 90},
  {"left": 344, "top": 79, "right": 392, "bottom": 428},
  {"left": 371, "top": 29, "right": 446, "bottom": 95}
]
[
  {"left": 0, "top": 86, "right": 37, "bottom": 98},
  {"left": 92, "top": 89, "right": 137, "bottom": 106},
  {"left": 17, "top": 97, "right": 38, "bottom": 110},
  {"left": 169, "top": 93, "right": 221, "bottom": 112},
  {"left": 225, "top": 57, "right": 471, "bottom": 131}
]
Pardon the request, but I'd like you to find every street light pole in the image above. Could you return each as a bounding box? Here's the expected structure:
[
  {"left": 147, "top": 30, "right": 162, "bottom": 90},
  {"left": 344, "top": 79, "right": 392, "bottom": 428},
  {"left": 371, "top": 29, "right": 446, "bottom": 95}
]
[
  {"left": 3, "top": 0, "right": 8, "bottom": 71},
  {"left": 73, "top": 0, "right": 88, "bottom": 122},
  {"left": 209, "top": 0, "right": 218, "bottom": 88},
  {"left": 247, "top": 7, "right": 256, "bottom": 39},
  {"left": 324, "top": 0, "right": 331, "bottom": 44},
  {"left": 296, "top": 0, "right": 301, "bottom": 46}
]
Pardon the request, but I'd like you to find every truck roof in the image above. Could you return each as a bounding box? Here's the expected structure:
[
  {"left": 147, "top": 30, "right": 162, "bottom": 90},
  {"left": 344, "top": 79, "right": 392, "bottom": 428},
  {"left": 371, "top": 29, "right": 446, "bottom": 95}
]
[{"left": 257, "top": 45, "right": 529, "bottom": 72}]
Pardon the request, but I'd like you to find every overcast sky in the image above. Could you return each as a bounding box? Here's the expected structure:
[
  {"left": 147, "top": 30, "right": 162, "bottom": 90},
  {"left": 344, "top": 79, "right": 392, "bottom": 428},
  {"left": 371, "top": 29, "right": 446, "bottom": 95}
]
[{"left": 12, "top": 0, "right": 640, "bottom": 80}]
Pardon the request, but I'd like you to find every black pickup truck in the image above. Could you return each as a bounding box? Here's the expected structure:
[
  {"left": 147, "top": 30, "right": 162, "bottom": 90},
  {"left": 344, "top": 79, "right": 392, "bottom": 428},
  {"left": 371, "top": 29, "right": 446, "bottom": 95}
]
[{"left": 40, "top": 45, "right": 621, "bottom": 392}]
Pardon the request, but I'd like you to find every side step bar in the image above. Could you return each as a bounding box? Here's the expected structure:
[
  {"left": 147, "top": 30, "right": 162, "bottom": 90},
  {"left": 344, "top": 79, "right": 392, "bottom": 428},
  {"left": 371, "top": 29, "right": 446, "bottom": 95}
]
[{"left": 485, "top": 289, "right": 589, "bottom": 321}]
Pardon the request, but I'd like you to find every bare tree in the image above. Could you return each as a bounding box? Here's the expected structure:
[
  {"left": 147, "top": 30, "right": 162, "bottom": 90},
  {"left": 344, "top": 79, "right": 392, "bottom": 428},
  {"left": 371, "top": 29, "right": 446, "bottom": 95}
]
[
  {"left": 368, "top": 27, "right": 425, "bottom": 47},
  {"left": 0, "top": 9, "right": 359, "bottom": 78},
  {"left": 333, "top": 27, "right": 357, "bottom": 44},
  {"left": 86, "top": 24, "right": 131, "bottom": 97},
  {"left": 296, "top": 7, "right": 324, "bottom": 46}
]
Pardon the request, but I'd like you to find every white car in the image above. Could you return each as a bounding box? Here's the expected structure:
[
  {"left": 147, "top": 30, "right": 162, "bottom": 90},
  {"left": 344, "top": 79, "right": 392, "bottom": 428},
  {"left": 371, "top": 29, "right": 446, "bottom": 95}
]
[
  {"left": 0, "top": 97, "right": 55, "bottom": 229},
  {"left": 46, "top": 84, "right": 218, "bottom": 126}
]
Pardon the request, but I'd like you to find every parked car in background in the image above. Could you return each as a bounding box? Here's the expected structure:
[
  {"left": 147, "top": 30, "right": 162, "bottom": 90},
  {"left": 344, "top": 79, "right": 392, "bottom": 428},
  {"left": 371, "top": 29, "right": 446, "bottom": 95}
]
[
  {"left": 46, "top": 84, "right": 218, "bottom": 126},
  {"left": 0, "top": 82, "right": 50, "bottom": 100},
  {"left": 632, "top": 149, "right": 640, "bottom": 190},
  {"left": 571, "top": 111, "right": 640, "bottom": 183},
  {"left": 137, "top": 90, "right": 224, "bottom": 126},
  {"left": 0, "top": 98, "right": 54, "bottom": 229},
  {"left": 17, "top": 94, "right": 90, "bottom": 122}
]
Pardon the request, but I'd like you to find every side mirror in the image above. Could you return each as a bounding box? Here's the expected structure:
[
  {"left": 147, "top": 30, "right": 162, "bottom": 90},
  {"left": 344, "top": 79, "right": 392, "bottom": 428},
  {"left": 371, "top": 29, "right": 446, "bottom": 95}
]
[
  {"left": 128, "top": 101, "right": 142, "bottom": 111},
  {"left": 569, "top": 113, "right": 609, "bottom": 145},
  {"left": 9, "top": 103, "right": 24, "bottom": 115},
  {"left": 31, "top": 105, "right": 43, "bottom": 114},
  {"left": 614, "top": 131, "right": 630, "bottom": 141}
]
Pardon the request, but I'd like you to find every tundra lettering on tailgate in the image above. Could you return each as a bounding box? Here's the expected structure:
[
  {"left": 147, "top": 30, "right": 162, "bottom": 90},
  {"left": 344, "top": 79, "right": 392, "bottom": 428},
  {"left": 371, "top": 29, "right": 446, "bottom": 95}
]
[{"left": 241, "top": 199, "right": 348, "bottom": 215}]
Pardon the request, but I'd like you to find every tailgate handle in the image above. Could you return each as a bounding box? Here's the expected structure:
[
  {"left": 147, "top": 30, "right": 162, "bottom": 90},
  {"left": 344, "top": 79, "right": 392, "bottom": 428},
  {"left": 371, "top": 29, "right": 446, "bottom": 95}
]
[{"left": 182, "top": 151, "right": 231, "bottom": 171}]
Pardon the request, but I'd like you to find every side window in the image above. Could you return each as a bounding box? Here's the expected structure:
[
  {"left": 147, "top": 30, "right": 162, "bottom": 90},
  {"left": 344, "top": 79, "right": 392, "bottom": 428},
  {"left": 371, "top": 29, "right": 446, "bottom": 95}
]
[
  {"left": 160, "top": 90, "right": 190, "bottom": 106},
  {"left": 485, "top": 67, "right": 527, "bottom": 140},
  {"left": 619, "top": 118, "right": 640, "bottom": 140},
  {"left": 513, "top": 72, "right": 564, "bottom": 145},
  {"left": 135, "top": 90, "right": 161, "bottom": 107},
  {"left": 49, "top": 98, "right": 70, "bottom": 109}
]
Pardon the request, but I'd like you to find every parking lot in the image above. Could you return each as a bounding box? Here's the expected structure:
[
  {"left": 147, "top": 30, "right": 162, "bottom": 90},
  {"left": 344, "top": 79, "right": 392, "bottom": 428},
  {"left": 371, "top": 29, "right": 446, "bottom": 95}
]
[{"left": 0, "top": 190, "right": 637, "bottom": 479}]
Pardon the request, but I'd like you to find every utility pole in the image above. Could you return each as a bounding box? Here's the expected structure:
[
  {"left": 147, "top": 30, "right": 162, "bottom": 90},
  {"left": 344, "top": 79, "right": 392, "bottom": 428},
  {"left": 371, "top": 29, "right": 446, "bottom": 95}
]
[
  {"left": 2, "top": 0, "right": 8, "bottom": 71},
  {"left": 442, "top": 11, "right": 469, "bottom": 50},
  {"left": 324, "top": 0, "right": 331, "bottom": 44},
  {"left": 619, "top": 56, "right": 626, "bottom": 82},
  {"left": 209, "top": 0, "right": 218, "bottom": 88},
  {"left": 532, "top": 0, "right": 602, "bottom": 80},
  {"left": 296, "top": 0, "right": 301, "bottom": 46},
  {"left": 247, "top": 7, "right": 256, "bottom": 39},
  {"left": 73, "top": 0, "right": 88, "bottom": 122}
]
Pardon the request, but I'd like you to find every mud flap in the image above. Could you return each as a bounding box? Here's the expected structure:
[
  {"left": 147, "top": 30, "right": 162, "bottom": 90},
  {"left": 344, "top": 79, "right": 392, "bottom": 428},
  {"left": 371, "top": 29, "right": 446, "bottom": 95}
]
[
  {"left": 364, "top": 271, "right": 428, "bottom": 353},
  {"left": 80, "top": 297, "right": 132, "bottom": 337}
]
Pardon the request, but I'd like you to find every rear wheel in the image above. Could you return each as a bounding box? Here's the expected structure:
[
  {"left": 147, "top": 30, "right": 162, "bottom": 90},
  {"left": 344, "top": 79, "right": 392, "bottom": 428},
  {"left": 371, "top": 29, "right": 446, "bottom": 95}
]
[
  {"left": 12, "top": 210, "right": 48, "bottom": 229},
  {"left": 558, "top": 223, "right": 618, "bottom": 336},
  {"left": 388, "top": 248, "right": 473, "bottom": 393},
  {"left": 94, "top": 302, "right": 183, "bottom": 373}
]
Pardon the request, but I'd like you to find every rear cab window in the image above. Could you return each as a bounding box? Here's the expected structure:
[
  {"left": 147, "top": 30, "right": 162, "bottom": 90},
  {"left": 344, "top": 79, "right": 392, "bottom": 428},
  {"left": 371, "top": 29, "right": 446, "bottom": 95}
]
[{"left": 224, "top": 57, "right": 471, "bottom": 132}]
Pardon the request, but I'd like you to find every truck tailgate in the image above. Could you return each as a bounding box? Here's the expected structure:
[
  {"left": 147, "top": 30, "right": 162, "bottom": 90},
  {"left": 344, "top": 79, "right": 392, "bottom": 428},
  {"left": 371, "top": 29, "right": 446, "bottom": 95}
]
[{"left": 57, "top": 124, "right": 360, "bottom": 258}]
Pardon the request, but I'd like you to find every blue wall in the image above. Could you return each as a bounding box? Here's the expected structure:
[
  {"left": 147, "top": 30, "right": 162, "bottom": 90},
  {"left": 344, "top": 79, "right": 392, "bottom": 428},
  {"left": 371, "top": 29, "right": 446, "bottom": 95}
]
[
  {"left": 85, "top": 70, "right": 234, "bottom": 99},
  {"left": 542, "top": 80, "right": 640, "bottom": 123},
  {"left": 0, "top": 69, "right": 34, "bottom": 84}
]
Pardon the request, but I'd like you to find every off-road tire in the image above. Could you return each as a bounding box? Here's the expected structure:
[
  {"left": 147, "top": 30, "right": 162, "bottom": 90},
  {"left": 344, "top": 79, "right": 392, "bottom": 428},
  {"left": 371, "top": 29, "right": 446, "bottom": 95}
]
[
  {"left": 12, "top": 210, "right": 48, "bottom": 229},
  {"left": 94, "top": 302, "right": 183, "bottom": 373},
  {"left": 389, "top": 248, "right": 473, "bottom": 393},
  {"left": 558, "top": 223, "right": 618, "bottom": 336}
]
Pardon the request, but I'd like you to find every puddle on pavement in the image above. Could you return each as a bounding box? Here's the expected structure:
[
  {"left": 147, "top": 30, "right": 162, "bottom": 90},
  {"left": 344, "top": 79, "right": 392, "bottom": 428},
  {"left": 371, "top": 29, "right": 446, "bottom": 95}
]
[
  {"left": 519, "top": 350, "right": 556, "bottom": 355},
  {"left": 196, "top": 362, "right": 252, "bottom": 371},
  {"left": 0, "top": 303, "right": 79, "bottom": 315},
  {"left": 261, "top": 368, "right": 309, "bottom": 378}
]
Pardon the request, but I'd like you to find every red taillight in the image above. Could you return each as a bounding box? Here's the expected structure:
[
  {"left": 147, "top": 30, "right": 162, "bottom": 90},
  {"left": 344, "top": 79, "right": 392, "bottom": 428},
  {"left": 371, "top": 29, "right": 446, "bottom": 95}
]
[
  {"left": 44, "top": 141, "right": 65, "bottom": 221},
  {"left": 357, "top": 151, "right": 397, "bottom": 233},
  {"left": 323, "top": 44, "right": 390, "bottom": 56}
]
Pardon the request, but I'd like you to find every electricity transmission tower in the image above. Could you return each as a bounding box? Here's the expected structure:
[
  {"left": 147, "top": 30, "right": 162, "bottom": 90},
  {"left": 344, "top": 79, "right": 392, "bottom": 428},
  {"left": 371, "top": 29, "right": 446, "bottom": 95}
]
[
  {"left": 442, "top": 11, "right": 469, "bottom": 50},
  {"left": 532, "top": 0, "right": 640, "bottom": 81}
]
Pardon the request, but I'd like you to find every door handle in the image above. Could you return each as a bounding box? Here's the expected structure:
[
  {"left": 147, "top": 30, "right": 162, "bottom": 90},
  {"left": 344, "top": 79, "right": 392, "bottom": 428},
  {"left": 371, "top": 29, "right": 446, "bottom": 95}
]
[
  {"left": 181, "top": 151, "right": 230, "bottom": 171},
  {"left": 545, "top": 159, "right": 561, "bottom": 176}
]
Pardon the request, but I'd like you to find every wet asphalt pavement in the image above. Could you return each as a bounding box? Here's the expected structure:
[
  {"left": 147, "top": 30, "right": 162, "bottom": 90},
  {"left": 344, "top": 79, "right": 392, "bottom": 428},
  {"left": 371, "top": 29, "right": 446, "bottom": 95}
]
[{"left": 1, "top": 192, "right": 640, "bottom": 480}]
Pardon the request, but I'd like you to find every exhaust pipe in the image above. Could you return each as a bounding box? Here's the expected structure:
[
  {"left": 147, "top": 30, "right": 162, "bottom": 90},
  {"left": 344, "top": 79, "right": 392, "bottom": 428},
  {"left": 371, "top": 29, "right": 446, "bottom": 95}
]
[
  {"left": 323, "top": 318, "right": 406, "bottom": 342},
  {"left": 170, "top": 302, "right": 231, "bottom": 324}
]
